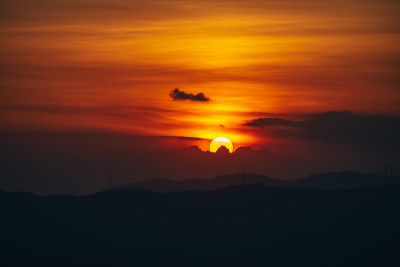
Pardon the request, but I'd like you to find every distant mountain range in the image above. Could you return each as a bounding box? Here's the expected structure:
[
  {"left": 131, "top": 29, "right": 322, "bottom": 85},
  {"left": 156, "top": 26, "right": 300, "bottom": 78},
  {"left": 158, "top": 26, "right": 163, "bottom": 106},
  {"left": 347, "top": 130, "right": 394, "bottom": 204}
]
[
  {"left": 2, "top": 183, "right": 400, "bottom": 266},
  {"left": 121, "top": 171, "right": 400, "bottom": 192}
]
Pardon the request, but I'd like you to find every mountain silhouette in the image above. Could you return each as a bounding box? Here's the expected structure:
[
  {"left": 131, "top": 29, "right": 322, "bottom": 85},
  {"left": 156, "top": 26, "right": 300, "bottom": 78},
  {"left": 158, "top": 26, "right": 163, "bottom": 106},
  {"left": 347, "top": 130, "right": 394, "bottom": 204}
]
[
  {"left": 123, "top": 172, "right": 286, "bottom": 192},
  {"left": 215, "top": 145, "right": 230, "bottom": 155},
  {"left": 1, "top": 184, "right": 399, "bottom": 266},
  {"left": 290, "top": 170, "right": 393, "bottom": 189},
  {"left": 122, "top": 171, "right": 399, "bottom": 193}
]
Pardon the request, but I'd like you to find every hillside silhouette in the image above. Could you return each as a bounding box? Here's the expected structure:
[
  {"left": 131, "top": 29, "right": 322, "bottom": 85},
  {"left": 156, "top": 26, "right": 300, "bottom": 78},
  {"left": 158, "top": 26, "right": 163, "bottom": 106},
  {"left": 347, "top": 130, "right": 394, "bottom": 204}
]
[
  {"left": 122, "top": 171, "right": 399, "bottom": 193},
  {"left": 1, "top": 182, "right": 400, "bottom": 266}
]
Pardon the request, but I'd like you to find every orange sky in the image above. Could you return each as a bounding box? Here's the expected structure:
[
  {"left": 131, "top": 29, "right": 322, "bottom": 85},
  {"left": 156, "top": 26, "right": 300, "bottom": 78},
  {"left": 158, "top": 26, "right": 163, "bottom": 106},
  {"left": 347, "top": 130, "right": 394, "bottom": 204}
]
[{"left": 1, "top": 0, "right": 400, "bottom": 150}]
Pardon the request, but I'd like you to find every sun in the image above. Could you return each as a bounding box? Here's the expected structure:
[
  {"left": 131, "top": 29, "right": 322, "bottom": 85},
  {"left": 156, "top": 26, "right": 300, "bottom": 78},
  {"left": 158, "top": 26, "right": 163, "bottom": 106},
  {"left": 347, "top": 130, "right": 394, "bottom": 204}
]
[{"left": 210, "top": 137, "right": 233, "bottom": 153}]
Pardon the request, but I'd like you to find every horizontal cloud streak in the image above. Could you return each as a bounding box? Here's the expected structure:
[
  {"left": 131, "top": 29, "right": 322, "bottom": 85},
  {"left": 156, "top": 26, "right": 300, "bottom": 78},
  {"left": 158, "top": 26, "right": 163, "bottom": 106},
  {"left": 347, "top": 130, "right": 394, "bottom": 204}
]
[{"left": 245, "top": 111, "right": 400, "bottom": 150}]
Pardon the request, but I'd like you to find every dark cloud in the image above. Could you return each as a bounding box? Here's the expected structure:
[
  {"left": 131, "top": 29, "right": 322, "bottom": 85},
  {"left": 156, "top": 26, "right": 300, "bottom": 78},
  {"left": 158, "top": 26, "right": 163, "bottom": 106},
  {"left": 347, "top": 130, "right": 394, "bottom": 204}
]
[
  {"left": 165, "top": 136, "right": 204, "bottom": 141},
  {"left": 244, "top": 111, "right": 400, "bottom": 150},
  {"left": 169, "top": 88, "right": 210, "bottom": 102},
  {"left": 244, "top": 117, "right": 293, "bottom": 127}
]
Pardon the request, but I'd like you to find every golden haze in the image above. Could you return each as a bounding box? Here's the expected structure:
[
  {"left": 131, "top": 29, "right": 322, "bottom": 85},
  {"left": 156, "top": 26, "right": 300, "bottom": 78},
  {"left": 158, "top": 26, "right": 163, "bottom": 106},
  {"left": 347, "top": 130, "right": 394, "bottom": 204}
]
[{"left": 1, "top": 0, "right": 400, "bottom": 149}]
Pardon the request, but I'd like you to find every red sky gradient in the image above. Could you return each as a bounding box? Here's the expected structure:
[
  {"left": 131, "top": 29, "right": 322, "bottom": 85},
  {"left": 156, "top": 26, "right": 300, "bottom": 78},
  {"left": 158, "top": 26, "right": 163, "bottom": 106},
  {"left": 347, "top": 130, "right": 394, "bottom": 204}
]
[{"left": 1, "top": 0, "right": 399, "bottom": 194}]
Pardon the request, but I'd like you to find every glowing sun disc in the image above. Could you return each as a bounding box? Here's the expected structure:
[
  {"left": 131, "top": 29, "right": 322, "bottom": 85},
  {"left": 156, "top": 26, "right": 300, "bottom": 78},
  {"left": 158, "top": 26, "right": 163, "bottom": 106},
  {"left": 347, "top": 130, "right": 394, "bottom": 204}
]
[{"left": 210, "top": 137, "right": 233, "bottom": 153}]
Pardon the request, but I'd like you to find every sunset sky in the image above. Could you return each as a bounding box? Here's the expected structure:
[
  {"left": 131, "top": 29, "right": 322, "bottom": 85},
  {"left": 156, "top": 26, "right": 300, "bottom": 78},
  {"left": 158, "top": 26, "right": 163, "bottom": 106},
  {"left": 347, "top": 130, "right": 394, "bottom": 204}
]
[{"left": 1, "top": 0, "right": 399, "bottom": 194}]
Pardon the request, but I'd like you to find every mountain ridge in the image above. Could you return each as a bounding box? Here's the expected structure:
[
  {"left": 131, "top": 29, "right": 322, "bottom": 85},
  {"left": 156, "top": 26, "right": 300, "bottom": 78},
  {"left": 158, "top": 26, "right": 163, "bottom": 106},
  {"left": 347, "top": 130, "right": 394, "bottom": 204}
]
[
  {"left": 1, "top": 182, "right": 399, "bottom": 266},
  {"left": 121, "top": 170, "right": 399, "bottom": 193}
]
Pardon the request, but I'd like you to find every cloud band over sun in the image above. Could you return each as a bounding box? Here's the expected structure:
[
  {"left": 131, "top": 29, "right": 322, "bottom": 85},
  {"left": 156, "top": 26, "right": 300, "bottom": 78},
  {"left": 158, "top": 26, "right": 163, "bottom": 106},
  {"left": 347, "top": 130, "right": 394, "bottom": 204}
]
[
  {"left": 169, "top": 88, "right": 210, "bottom": 102},
  {"left": 244, "top": 111, "right": 400, "bottom": 149}
]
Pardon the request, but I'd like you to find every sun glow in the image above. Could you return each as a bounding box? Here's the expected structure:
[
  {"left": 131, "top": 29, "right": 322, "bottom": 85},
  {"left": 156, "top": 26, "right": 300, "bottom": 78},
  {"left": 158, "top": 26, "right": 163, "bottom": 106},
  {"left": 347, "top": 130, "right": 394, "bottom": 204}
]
[{"left": 210, "top": 137, "right": 233, "bottom": 153}]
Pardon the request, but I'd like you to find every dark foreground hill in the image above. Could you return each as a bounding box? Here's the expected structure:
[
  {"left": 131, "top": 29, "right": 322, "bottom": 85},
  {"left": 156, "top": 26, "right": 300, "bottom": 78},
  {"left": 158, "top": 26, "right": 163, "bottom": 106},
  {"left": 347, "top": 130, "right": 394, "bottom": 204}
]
[
  {"left": 1, "top": 184, "right": 400, "bottom": 266},
  {"left": 123, "top": 171, "right": 399, "bottom": 192}
]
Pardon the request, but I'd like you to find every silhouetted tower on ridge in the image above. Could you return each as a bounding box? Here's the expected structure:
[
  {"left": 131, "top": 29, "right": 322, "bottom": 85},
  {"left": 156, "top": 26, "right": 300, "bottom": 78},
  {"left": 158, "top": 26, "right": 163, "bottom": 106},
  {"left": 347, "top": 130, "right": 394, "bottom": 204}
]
[
  {"left": 384, "top": 165, "right": 391, "bottom": 184},
  {"left": 384, "top": 165, "right": 387, "bottom": 184},
  {"left": 387, "top": 164, "right": 393, "bottom": 183},
  {"left": 243, "top": 166, "right": 247, "bottom": 185}
]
